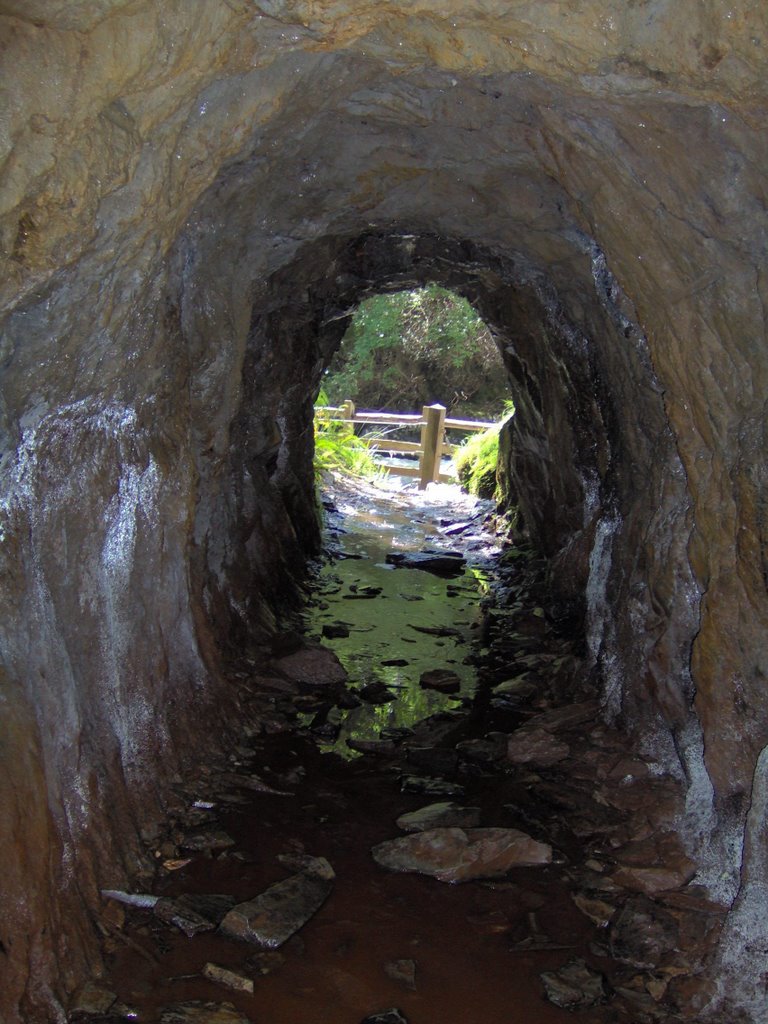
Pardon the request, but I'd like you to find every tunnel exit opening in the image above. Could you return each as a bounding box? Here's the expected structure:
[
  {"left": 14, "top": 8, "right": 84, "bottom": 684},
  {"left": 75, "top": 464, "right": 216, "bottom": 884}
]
[{"left": 314, "top": 283, "right": 513, "bottom": 497}]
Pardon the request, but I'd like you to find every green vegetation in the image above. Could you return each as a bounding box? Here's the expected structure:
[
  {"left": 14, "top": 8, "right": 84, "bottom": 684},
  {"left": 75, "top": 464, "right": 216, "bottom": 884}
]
[
  {"left": 313, "top": 390, "right": 384, "bottom": 481},
  {"left": 455, "top": 404, "right": 514, "bottom": 499},
  {"left": 323, "top": 285, "right": 507, "bottom": 419}
]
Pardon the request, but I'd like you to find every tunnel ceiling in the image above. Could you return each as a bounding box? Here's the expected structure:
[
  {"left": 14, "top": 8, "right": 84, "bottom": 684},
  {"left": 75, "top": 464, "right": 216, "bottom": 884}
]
[{"left": 2, "top": 3, "right": 768, "bottom": 1022}]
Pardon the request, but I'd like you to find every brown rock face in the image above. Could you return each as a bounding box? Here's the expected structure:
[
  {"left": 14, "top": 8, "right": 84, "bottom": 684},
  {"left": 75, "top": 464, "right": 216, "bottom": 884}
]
[{"left": 1, "top": 2, "right": 767, "bottom": 1021}]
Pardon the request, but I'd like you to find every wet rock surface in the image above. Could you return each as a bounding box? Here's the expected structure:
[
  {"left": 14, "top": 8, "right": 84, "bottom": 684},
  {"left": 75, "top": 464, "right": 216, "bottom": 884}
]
[{"left": 219, "top": 858, "right": 335, "bottom": 949}]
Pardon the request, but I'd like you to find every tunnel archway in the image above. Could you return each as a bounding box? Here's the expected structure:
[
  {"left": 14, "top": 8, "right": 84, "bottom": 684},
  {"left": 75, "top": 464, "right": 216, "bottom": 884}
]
[
  {"left": 189, "top": 226, "right": 695, "bottom": 725},
  {"left": 2, "top": 5, "right": 767, "bottom": 1020}
]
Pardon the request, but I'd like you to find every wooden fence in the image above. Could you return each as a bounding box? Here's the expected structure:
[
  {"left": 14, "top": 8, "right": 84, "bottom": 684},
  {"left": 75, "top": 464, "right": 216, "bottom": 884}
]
[{"left": 316, "top": 400, "right": 495, "bottom": 490}]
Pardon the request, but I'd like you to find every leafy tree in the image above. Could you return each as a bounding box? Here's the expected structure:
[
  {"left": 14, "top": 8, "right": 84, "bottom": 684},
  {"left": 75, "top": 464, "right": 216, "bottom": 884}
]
[{"left": 323, "top": 285, "right": 507, "bottom": 418}]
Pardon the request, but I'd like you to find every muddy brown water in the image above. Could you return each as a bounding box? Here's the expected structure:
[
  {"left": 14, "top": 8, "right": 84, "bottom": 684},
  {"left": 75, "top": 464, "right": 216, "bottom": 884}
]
[{"left": 105, "top": 480, "right": 612, "bottom": 1024}]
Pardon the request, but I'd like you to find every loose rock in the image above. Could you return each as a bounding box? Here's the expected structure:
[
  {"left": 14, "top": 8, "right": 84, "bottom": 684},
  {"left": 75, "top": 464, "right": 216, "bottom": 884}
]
[
  {"left": 359, "top": 682, "right": 398, "bottom": 704},
  {"left": 101, "top": 890, "right": 159, "bottom": 910},
  {"left": 540, "top": 958, "right": 606, "bottom": 1009},
  {"left": 219, "top": 857, "right": 334, "bottom": 947},
  {"left": 70, "top": 981, "right": 117, "bottom": 1015},
  {"left": 372, "top": 827, "right": 552, "bottom": 882},
  {"left": 272, "top": 644, "right": 348, "bottom": 688},
  {"left": 322, "top": 623, "right": 350, "bottom": 639},
  {"left": 386, "top": 551, "right": 466, "bottom": 576},
  {"left": 154, "top": 894, "right": 237, "bottom": 937},
  {"left": 202, "top": 963, "right": 254, "bottom": 995},
  {"left": 418, "top": 669, "right": 461, "bottom": 693}
]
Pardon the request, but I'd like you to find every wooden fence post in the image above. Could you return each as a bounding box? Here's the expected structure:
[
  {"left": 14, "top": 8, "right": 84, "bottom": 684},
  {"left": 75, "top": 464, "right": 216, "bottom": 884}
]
[
  {"left": 419, "top": 403, "right": 446, "bottom": 489},
  {"left": 341, "top": 399, "right": 355, "bottom": 435}
]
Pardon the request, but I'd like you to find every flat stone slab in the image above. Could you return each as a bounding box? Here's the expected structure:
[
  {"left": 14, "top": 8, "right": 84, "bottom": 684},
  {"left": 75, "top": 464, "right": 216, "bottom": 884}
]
[
  {"left": 385, "top": 551, "right": 466, "bottom": 577},
  {"left": 219, "top": 857, "right": 334, "bottom": 948},
  {"left": 154, "top": 894, "right": 237, "bottom": 937},
  {"left": 396, "top": 801, "right": 482, "bottom": 833},
  {"left": 372, "top": 827, "right": 552, "bottom": 883}
]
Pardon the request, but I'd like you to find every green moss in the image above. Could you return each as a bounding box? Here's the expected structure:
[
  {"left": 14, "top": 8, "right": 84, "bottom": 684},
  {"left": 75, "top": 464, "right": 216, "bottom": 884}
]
[{"left": 454, "top": 404, "right": 514, "bottom": 499}]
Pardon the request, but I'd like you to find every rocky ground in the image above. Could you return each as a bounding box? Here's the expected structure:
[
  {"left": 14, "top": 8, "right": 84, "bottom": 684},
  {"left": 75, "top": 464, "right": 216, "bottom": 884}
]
[{"left": 72, "top": 478, "right": 725, "bottom": 1024}]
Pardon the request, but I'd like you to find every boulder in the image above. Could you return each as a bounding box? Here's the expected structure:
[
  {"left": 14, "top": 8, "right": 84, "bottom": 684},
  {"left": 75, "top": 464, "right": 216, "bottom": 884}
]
[{"left": 372, "top": 827, "right": 552, "bottom": 882}]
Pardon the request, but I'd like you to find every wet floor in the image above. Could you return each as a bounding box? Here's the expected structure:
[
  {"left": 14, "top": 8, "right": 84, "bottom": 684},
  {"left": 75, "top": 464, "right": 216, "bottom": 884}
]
[
  {"left": 302, "top": 479, "right": 499, "bottom": 755},
  {"left": 94, "top": 477, "right": 701, "bottom": 1024}
]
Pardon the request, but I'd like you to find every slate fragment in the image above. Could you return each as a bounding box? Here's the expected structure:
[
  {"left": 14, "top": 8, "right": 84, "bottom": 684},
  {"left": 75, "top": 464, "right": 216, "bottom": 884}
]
[
  {"left": 154, "top": 894, "right": 237, "bottom": 937},
  {"left": 386, "top": 551, "right": 466, "bottom": 577},
  {"left": 202, "top": 963, "right": 254, "bottom": 994},
  {"left": 219, "top": 857, "right": 334, "bottom": 948}
]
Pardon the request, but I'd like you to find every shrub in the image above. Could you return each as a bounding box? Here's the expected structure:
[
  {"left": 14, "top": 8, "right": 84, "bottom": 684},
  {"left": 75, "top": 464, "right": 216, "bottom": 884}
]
[
  {"left": 323, "top": 285, "right": 507, "bottom": 419},
  {"left": 454, "top": 404, "right": 514, "bottom": 499},
  {"left": 314, "top": 391, "right": 384, "bottom": 481}
]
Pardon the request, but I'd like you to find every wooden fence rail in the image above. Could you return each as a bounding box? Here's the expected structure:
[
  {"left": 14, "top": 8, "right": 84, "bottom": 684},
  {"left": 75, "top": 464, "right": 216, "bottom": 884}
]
[{"left": 316, "top": 400, "right": 495, "bottom": 490}]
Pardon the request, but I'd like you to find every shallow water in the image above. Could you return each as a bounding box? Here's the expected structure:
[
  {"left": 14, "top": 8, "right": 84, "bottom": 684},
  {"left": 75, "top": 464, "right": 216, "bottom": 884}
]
[
  {"left": 105, "top": 478, "right": 607, "bottom": 1024},
  {"left": 304, "top": 480, "right": 498, "bottom": 754}
]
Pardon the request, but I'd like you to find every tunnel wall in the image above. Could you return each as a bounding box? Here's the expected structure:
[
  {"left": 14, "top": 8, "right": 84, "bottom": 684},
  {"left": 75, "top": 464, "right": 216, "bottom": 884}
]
[{"left": 1, "top": 3, "right": 767, "bottom": 1020}]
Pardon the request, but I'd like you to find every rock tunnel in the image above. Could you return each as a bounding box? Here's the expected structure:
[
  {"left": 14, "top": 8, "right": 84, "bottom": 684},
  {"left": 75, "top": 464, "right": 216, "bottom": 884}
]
[{"left": 1, "top": 3, "right": 767, "bottom": 1021}]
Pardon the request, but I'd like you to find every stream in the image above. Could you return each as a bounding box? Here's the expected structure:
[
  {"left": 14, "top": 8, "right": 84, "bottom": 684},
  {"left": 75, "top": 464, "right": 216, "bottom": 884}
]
[{"left": 90, "top": 476, "right": 718, "bottom": 1024}]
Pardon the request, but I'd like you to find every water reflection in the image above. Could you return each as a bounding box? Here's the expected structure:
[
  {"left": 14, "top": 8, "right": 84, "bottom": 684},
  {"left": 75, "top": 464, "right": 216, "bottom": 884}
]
[{"left": 305, "top": 479, "right": 499, "bottom": 756}]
